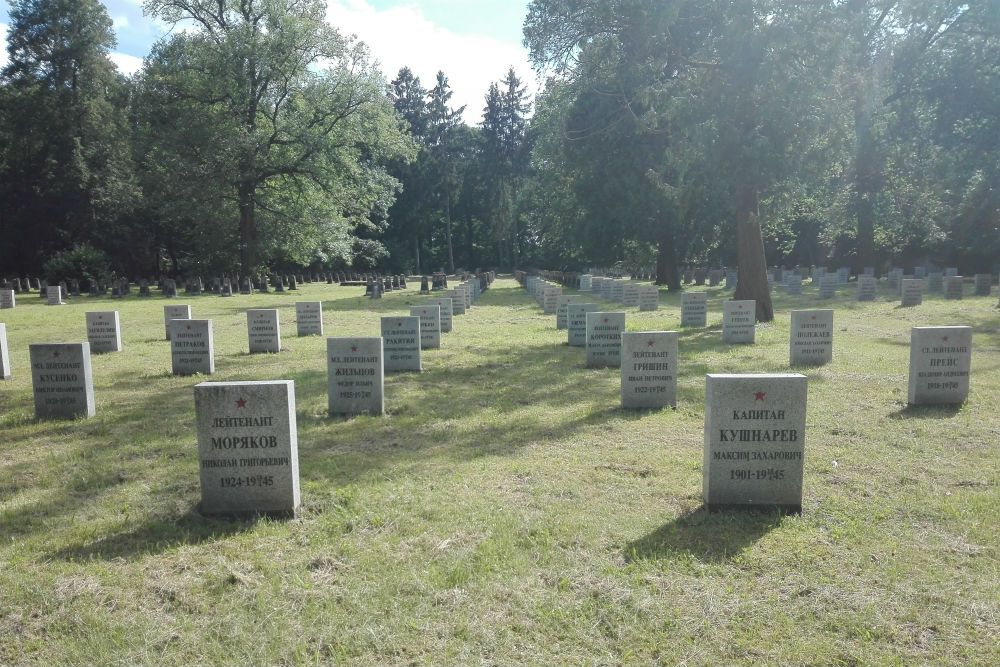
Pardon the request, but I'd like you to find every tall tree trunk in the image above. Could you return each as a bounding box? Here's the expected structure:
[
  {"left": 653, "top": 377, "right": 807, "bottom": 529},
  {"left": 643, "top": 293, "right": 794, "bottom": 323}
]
[
  {"left": 445, "top": 195, "right": 455, "bottom": 274},
  {"left": 733, "top": 187, "right": 774, "bottom": 322},
  {"left": 238, "top": 180, "right": 256, "bottom": 276},
  {"left": 854, "top": 101, "right": 877, "bottom": 274},
  {"left": 655, "top": 229, "right": 681, "bottom": 290},
  {"left": 413, "top": 235, "right": 421, "bottom": 275}
]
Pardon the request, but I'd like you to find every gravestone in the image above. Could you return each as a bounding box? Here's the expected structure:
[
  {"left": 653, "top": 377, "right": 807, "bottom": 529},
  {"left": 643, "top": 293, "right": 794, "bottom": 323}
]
[
  {"left": 944, "top": 276, "right": 963, "bottom": 300},
  {"left": 556, "top": 295, "right": 579, "bottom": 329},
  {"left": 623, "top": 283, "right": 640, "bottom": 307},
  {"left": 600, "top": 277, "right": 614, "bottom": 299},
  {"left": 725, "top": 270, "right": 737, "bottom": 290},
  {"left": 568, "top": 303, "right": 599, "bottom": 347},
  {"left": 914, "top": 266, "right": 926, "bottom": 279},
  {"left": 974, "top": 273, "right": 992, "bottom": 296},
  {"left": 722, "top": 300, "right": 755, "bottom": 344},
  {"left": 585, "top": 312, "right": 626, "bottom": 368},
  {"left": 638, "top": 285, "right": 659, "bottom": 311},
  {"left": 170, "top": 319, "right": 214, "bottom": 375},
  {"left": 139, "top": 280, "right": 151, "bottom": 297},
  {"left": 427, "top": 298, "right": 454, "bottom": 333},
  {"left": 194, "top": 380, "right": 300, "bottom": 517},
  {"left": 85, "top": 311, "right": 123, "bottom": 353},
  {"left": 288, "top": 275, "right": 297, "bottom": 290},
  {"left": 410, "top": 305, "right": 441, "bottom": 349},
  {"left": 380, "top": 316, "right": 421, "bottom": 372},
  {"left": 818, "top": 276, "right": 837, "bottom": 299},
  {"left": 579, "top": 275, "right": 593, "bottom": 291},
  {"left": 163, "top": 304, "right": 192, "bottom": 340},
  {"left": 681, "top": 292, "right": 707, "bottom": 327},
  {"left": 0, "top": 324, "right": 10, "bottom": 379},
  {"left": 220, "top": 280, "right": 233, "bottom": 297},
  {"left": 46, "top": 284, "right": 65, "bottom": 306},
  {"left": 420, "top": 276, "right": 430, "bottom": 294},
  {"left": 327, "top": 337, "right": 384, "bottom": 416},
  {"left": 789, "top": 310, "right": 833, "bottom": 366},
  {"left": 542, "top": 286, "right": 561, "bottom": 315},
  {"left": 247, "top": 309, "right": 281, "bottom": 353},
  {"left": 29, "top": 343, "right": 96, "bottom": 419},
  {"left": 785, "top": 276, "right": 803, "bottom": 296},
  {"left": 611, "top": 280, "right": 626, "bottom": 303},
  {"left": 857, "top": 275, "right": 876, "bottom": 301},
  {"left": 900, "top": 278, "right": 923, "bottom": 306},
  {"left": 0, "top": 289, "right": 14, "bottom": 309},
  {"left": 945, "top": 267, "right": 958, "bottom": 277},
  {"left": 240, "top": 277, "right": 253, "bottom": 295},
  {"left": 621, "top": 331, "right": 678, "bottom": 409},
  {"left": 446, "top": 289, "right": 467, "bottom": 315},
  {"left": 703, "top": 373, "right": 807, "bottom": 511},
  {"left": 907, "top": 326, "right": 972, "bottom": 405},
  {"left": 295, "top": 302, "right": 324, "bottom": 337}
]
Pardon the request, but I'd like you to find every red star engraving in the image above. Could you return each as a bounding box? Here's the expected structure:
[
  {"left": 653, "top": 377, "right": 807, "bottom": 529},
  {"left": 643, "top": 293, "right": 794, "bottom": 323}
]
[
  {"left": 351, "top": 345, "right": 358, "bottom": 352},
  {"left": 98, "top": 315, "right": 103, "bottom": 320},
  {"left": 397, "top": 322, "right": 402, "bottom": 327},
  {"left": 236, "top": 398, "right": 247, "bottom": 408},
  {"left": 52, "top": 351, "right": 60, "bottom": 358},
  {"left": 186, "top": 324, "right": 192, "bottom": 330},
  {"left": 942, "top": 336, "right": 949, "bottom": 342},
  {"left": 754, "top": 391, "right": 765, "bottom": 401},
  {"left": 647, "top": 340, "right": 655, "bottom": 346},
  {"left": 604, "top": 318, "right": 609, "bottom": 323},
  {"left": 738, "top": 304, "right": 743, "bottom": 309},
  {"left": 811, "top": 315, "right": 816, "bottom": 320}
]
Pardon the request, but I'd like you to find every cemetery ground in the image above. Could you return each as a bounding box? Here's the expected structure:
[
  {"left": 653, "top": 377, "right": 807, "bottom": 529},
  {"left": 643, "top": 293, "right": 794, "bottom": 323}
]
[{"left": 1, "top": 278, "right": 999, "bottom": 666}]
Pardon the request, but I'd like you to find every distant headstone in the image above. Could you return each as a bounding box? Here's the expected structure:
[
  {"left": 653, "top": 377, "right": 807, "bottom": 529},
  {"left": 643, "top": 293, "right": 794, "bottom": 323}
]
[
  {"left": 579, "top": 275, "right": 593, "bottom": 291},
  {"left": 295, "top": 302, "right": 323, "bottom": 337},
  {"left": 164, "top": 304, "right": 192, "bottom": 340},
  {"left": 556, "top": 295, "right": 579, "bottom": 329},
  {"left": 247, "top": 309, "right": 281, "bottom": 353},
  {"left": 220, "top": 280, "right": 233, "bottom": 297},
  {"left": 29, "top": 342, "right": 96, "bottom": 419},
  {"left": 703, "top": 373, "right": 807, "bottom": 511},
  {"left": 410, "top": 305, "right": 441, "bottom": 349},
  {"left": 194, "top": 380, "right": 300, "bottom": 517},
  {"left": 288, "top": 275, "right": 297, "bottom": 290},
  {"left": 419, "top": 276, "right": 430, "bottom": 294},
  {"left": 138, "top": 280, "right": 151, "bottom": 297},
  {"left": 785, "top": 276, "right": 803, "bottom": 296},
  {"left": 623, "top": 283, "right": 640, "bottom": 307},
  {"left": 725, "top": 270, "right": 737, "bottom": 290},
  {"left": 817, "top": 276, "right": 837, "bottom": 299},
  {"left": 585, "top": 312, "right": 625, "bottom": 368},
  {"left": 85, "top": 311, "right": 122, "bottom": 353},
  {"left": 611, "top": 280, "right": 626, "bottom": 303},
  {"left": 900, "top": 278, "right": 923, "bottom": 306},
  {"left": 568, "top": 303, "right": 599, "bottom": 347},
  {"left": 974, "top": 273, "right": 992, "bottom": 296},
  {"left": 0, "top": 324, "right": 10, "bottom": 379},
  {"left": 722, "top": 300, "right": 755, "bottom": 344},
  {"left": 681, "top": 292, "right": 707, "bottom": 327},
  {"left": 240, "top": 277, "right": 253, "bottom": 295},
  {"left": 638, "top": 285, "right": 659, "bottom": 311},
  {"left": 542, "top": 286, "right": 561, "bottom": 315},
  {"left": 46, "top": 284, "right": 65, "bottom": 306},
  {"left": 427, "top": 298, "right": 454, "bottom": 333},
  {"left": 790, "top": 310, "right": 833, "bottom": 366},
  {"left": 381, "top": 316, "right": 421, "bottom": 372},
  {"left": 914, "top": 266, "right": 926, "bottom": 279},
  {"left": 907, "top": 326, "right": 972, "bottom": 405},
  {"left": 945, "top": 267, "right": 958, "bottom": 277},
  {"left": 327, "top": 337, "right": 384, "bottom": 416},
  {"left": 836, "top": 267, "right": 850, "bottom": 284},
  {"left": 621, "top": 331, "right": 678, "bottom": 409},
  {"left": 944, "top": 276, "right": 963, "bottom": 300},
  {"left": 446, "top": 289, "right": 467, "bottom": 315},
  {"left": 857, "top": 275, "right": 876, "bottom": 301},
  {"left": 0, "top": 289, "right": 14, "bottom": 309},
  {"left": 170, "top": 319, "right": 214, "bottom": 375}
]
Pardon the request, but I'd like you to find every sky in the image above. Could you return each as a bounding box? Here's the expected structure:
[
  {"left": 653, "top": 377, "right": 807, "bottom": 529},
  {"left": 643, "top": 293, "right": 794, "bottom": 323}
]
[{"left": 0, "top": 0, "right": 536, "bottom": 125}]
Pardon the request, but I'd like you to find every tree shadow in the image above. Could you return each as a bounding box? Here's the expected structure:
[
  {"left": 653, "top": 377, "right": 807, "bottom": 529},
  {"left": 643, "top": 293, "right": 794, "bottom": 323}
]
[
  {"left": 889, "top": 403, "right": 964, "bottom": 419},
  {"left": 624, "top": 505, "right": 786, "bottom": 563}
]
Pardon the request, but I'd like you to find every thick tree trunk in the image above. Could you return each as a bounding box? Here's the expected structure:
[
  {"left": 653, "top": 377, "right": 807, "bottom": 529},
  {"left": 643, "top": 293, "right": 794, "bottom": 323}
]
[
  {"left": 655, "top": 230, "right": 681, "bottom": 290},
  {"left": 413, "top": 235, "right": 421, "bottom": 275},
  {"left": 733, "top": 187, "right": 774, "bottom": 322},
  {"left": 854, "top": 102, "right": 877, "bottom": 273},
  {"left": 238, "top": 180, "right": 256, "bottom": 276},
  {"left": 445, "top": 195, "right": 455, "bottom": 274}
]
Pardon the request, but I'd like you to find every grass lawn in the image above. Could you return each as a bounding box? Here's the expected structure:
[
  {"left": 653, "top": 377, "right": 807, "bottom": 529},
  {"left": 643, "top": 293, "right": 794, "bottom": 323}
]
[{"left": 1, "top": 276, "right": 999, "bottom": 665}]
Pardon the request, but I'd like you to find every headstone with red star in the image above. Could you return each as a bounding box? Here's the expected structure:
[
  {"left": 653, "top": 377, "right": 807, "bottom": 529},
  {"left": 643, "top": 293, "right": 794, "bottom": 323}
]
[
  {"left": 585, "top": 312, "right": 626, "bottom": 368},
  {"left": 638, "top": 285, "right": 659, "bottom": 311},
  {"left": 907, "top": 326, "right": 973, "bottom": 405},
  {"left": 621, "top": 331, "right": 678, "bottom": 409},
  {"left": 0, "top": 289, "right": 14, "bottom": 309},
  {"left": 445, "top": 290, "right": 467, "bottom": 315},
  {"left": 29, "top": 343, "right": 96, "bottom": 419},
  {"left": 380, "top": 316, "right": 421, "bottom": 372},
  {"left": 900, "top": 278, "right": 923, "bottom": 307},
  {"left": 623, "top": 283, "right": 641, "bottom": 308},
  {"left": 790, "top": 310, "right": 833, "bottom": 366},
  {"left": 295, "top": 302, "right": 324, "bottom": 337},
  {"left": 170, "top": 319, "right": 214, "bottom": 375},
  {"left": 856, "top": 275, "right": 876, "bottom": 301},
  {"left": 681, "top": 292, "right": 707, "bottom": 327},
  {"left": 704, "top": 373, "right": 807, "bottom": 511},
  {"left": 194, "top": 380, "right": 300, "bottom": 517},
  {"left": 46, "top": 284, "right": 65, "bottom": 306},
  {"left": 542, "top": 285, "right": 562, "bottom": 315},
  {"left": 568, "top": 303, "right": 599, "bottom": 347},
  {"left": 327, "top": 337, "right": 383, "bottom": 416},
  {"left": 410, "top": 305, "right": 441, "bottom": 349},
  {"left": 85, "top": 311, "right": 122, "bottom": 354},
  {"left": 163, "top": 305, "right": 192, "bottom": 340},
  {"left": 0, "top": 323, "right": 10, "bottom": 379},
  {"left": 427, "top": 298, "right": 454, "bottom": 333},
  {"left": 722, "top": 300, "right": 756, "bottom": 344},
  {"left": 556, "top": 295, "right": 579, "bottom": 329},
  {"left": 247, "top": 309, "right": 281, "bottom": 353}
]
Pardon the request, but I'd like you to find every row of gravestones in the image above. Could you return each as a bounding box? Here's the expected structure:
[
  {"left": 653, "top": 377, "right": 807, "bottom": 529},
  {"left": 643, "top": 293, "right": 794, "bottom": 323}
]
[
  {"left": 513, "top": 275, "right": 974, "bottom": 513},
  {"left": 521, "top": 275, "right": 660, "bottom": 313},
  {"left": 0, "top": 277, "right": 488, "bottom": 518}
]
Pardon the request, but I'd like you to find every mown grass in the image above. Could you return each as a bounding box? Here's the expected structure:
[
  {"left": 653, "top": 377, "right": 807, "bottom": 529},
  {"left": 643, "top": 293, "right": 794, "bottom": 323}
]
[{"left": 1, "top": 277, "right": 999, "bottom": 666}]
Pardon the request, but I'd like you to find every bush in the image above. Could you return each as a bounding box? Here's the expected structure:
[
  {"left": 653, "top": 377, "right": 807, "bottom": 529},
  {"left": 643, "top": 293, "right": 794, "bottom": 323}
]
[{"left": 43, "top": 243, "right": 112, "bottom": 290}]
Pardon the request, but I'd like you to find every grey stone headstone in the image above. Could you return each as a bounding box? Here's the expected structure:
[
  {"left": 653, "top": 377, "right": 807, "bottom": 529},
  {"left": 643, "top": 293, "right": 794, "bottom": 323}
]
[
  {"left": 542, "top": 286, "right": 561, "bottom": 315},
  {"left": 945, "top": 267, "right": 958, "bottom": 277},
  {"left": 1, "top": 289, "right": 14, "bottom": 309},
  {"left": 621, "top": 331, "right": 678, "bottom": 409},
  {"left": 623, "top": 283, "right": 640, "bottom": 307},
  {"left": 410, "top": 305, "right": 441, "bottom": 349},
  {"left": 703, "top": 373, "right": 807, "bottom": 511},
  {"left": 786, "top": 276, "right": 803, "bottom": 296},
  {"left": 381, "top": 316, "right": 421, "bottom": 372},
  {"left": 857, "top": 275, "right": 876, "bottom": 301},
  {"left": 0, "top": 324, "right": 10, "bottom": 379},
  {"left": 927, "top": 272, "right": 943, "bottom": 293},
  {"left": 247, "top": 309, "right": 281, "bottom": 353},
  {"left": 681, "top": 292, "right": 707, "bottom": 327},
  {"left": 722, "top": 300, "right": 755, "bottom": 344},
  {"left": 295, "top": 302, "right": 324, "bottom": 337},
  {"left": 556, "top": 295, "right": 579, "bottom": 329},
  {"left": 446, "top": 290, "right": 467, "bottom": 315},
  {"left": 600, "top": 277, "right": 614, "bottom": 299},
  {"left": 944, "top": 276, "right": 963, "bottom": 300},
  {"left": 611, "top": 280, "right": 626, "bottom": 303},
  {"left": 579, "top": 275, "right": 593, "bottom": 292},
  {"left": 568, "top": 303, "right": 599, "bottom": 347},
  {"left": 164, "top": 305, "right": 192, "bottom": 340},
  {"left": 29, "top": 343, "right": 96, "bottom": 419},
  {"left": 46, "top": 284, "right": 65, "bottom": 306},
  {"left": 585, "top": 312, "right": 625, "bottom": 368},
  {"left": 907, "top": 326, "right": 972, "bottom": 405},
  {"left": 974, "top": 273, "right": 992, "bottom": 296},
  {"left": 85, "top": 311, "right": 123, "bottom": 353},
  {"left": 725, "top": 270, "right": 737, "bottom": 290},
  {"left": 900, "top": 279, "right": 923, "bottom": 306},
  {"left": 638, "top": 285, "right": 659, "bottom": 311},
  {"left": 171, "top": 319, "right": 214, "bottom": 375},
  {"left": 194, "top": 380, "right": 300, "bottom": 518},
  {"left": 790, "top": 310, "right": 833, "bottom": 366},
  {"left": 818, "top": 276, "right": 837, "bottom": 299},
  {"left": 327, "top": 337, "right": 384, "bottom": 416},
  {"left": 427, "top": 298, "right": 454, "bottom": 333}
]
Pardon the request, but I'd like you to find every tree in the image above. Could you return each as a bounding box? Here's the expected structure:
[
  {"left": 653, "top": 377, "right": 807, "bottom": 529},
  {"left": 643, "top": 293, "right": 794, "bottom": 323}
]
[
  {"left": 426, "top": 71, "right": 466, "bottom": 273},
  {"left": 142, "top": 0, "right": 415, "bottom": 275}
]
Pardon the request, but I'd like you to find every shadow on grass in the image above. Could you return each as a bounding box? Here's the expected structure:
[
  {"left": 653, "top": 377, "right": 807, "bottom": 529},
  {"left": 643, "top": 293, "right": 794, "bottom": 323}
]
[
  {"left": 50, "top": 504, "right": 260, "bottom": 561},
  {"left": 889, "top": 403, "right": 964, "bottom": 419},
  {"left": 624, "top": 505, "right": 784, "bottom": 563}
]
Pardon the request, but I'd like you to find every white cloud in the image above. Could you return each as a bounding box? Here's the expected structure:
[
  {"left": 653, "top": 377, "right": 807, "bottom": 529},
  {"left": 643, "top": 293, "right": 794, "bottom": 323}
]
[
  {"left": 109, "top": 52, "right": 144, "bottom": 75},
  {"left": 326, "top": 0, "right": 537, "bottom": 125},
  {"left": 113, "top": 15, "right": 130, "bottom": 29}
]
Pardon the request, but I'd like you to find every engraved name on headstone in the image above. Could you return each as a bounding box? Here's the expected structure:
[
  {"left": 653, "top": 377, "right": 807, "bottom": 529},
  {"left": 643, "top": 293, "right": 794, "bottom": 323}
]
[
  {"left": 907, "top": 326, "right": 972, "bottom": 405},
  {"left": 722, "top": 300, "right": 755, "bottom": 344},
  {"left": 328, "top": 337, "right": 384, "bottom": 416},
  {"left": 427, "top": 298, "right": 454, "bottom": 333},
  {"left": 30, "top": 343, "right": 96, "bottom": 419},
  {"left": 171, "top": 319, "right": 214, "bottom": 375},
  {"left": 621, "top": 331, "right": 678, "bottom": 409},
  {"left": 586, "top": 312, "right": 625, "bottom": 368},
  {"left": 381, "top": 316, "right": 421, "bottom": 372},
  {"left": 164, "top": 305, "right": 192, "bottom": 340},
  {"left": 789, "top": 310, "right": 833, "bottom": 366},
  {"left": 295, "top": 302, "right": 324, "bottom": 337},
  {"left": 568, "top": 303, "right": 599, "bottom": 347},
  {"left": 681, "top": 292, "right": 707, "bottom": 327},
  {"left": 85, "top": 311, "right": 122, "bottom": 353},
  {"left": 247, "top": 309, "right": 281, "bottom": 353}
]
